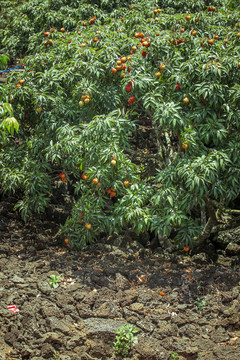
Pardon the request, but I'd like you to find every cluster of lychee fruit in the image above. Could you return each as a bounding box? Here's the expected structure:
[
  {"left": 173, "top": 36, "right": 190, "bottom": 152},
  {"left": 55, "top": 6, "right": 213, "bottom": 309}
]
[{"left": 79, "top": 94, "right": 91, "bottom": 107}]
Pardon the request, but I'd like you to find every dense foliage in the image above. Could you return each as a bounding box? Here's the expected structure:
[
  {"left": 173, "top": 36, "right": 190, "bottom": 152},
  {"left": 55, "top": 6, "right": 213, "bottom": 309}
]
[{"left": 0, "top": 0, "right": 240, "bottom": 249}]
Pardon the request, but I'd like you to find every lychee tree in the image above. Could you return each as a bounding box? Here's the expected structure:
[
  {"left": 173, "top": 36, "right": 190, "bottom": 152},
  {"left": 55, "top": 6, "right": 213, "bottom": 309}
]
[{"left": 0, "top": 0, "right": 240, "bottom": 249}]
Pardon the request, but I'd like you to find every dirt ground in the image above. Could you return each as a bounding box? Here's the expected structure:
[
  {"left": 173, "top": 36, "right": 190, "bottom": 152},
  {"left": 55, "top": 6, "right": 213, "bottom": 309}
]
[{"left": 0, "top": 197, "right": 240, "bottom": 360}]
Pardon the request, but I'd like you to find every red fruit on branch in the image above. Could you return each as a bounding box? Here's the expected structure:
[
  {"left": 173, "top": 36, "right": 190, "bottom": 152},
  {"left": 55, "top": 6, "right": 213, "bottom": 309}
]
[
  {"left": 59, "top": 173, "right": 67, "bottom": 182},
  {"left": 81, "top": 174, "right": 88, "bottom": 180},
  {"left": 142, "top": 40, "right": 150, "bottom": 47},
  {"left": 175, "top": 84, "right": 181, "bottom": 89},
  {"left": 125, "top": 85, "right": 132, "bottom": 92},
  {"left": 128, "top": 96, "right": 136, "bottom": 104},
  {"left": 142, "top": 51, "right": 147, "bottom": 57},
  {"left": 183, "top": 97, "right": 189, "bottom": 104}
]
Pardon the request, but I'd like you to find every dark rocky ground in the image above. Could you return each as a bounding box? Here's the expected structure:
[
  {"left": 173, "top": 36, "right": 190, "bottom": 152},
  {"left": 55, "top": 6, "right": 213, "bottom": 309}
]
[{"left": 0, "top": 197, "right": 240, "bottom": 360}]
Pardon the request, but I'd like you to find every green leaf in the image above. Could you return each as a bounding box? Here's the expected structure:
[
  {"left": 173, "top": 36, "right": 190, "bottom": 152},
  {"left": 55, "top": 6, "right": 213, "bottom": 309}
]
[
  {"left": 167, "top": 196, "right": 173, "bottom": 207},
  {"left": 2, "top": 117, "right": 19, "bottom": 135},
  {"left": 3, "top": 103, "right": 13, "bottom": 114}
]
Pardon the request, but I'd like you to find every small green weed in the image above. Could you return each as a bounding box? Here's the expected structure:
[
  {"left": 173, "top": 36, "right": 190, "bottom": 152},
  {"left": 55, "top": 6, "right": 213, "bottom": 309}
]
[
  {"left": 194, "top": 297, "right": 206, "bottom": 312},
  {"left": 194, "top": 284, "right": 207, "bottom": 312},
  {"left": 169, "top": 351, "right": 180, "bottom": 360},
  {"left": 51, "top": 350, "right": 60, "bottom": 359},
  {"left": 113, "top": 324, "right": 140, "bottom": 357},
  {"left": 49, "top": 274, "right": 62, "bottom": 288}
]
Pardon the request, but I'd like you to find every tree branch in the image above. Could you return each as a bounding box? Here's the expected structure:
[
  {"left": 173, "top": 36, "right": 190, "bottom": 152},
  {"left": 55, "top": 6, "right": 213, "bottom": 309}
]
[{"left": 194, "top": 198, "right": 218, "bottom": 247}]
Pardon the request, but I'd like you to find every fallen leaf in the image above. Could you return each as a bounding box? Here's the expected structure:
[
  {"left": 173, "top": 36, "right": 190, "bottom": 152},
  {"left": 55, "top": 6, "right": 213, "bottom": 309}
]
[{"left": 136, "top": 275, "right": 147, "bottom": 283}]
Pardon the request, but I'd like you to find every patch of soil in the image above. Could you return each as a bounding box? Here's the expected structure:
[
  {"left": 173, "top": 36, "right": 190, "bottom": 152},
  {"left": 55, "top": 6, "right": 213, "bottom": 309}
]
[{"left": 0, "top": 198, "right": 240, "bottom": 360}]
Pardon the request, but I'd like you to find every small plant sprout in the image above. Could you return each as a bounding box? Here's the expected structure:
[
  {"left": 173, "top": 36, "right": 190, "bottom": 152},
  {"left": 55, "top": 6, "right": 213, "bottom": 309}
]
[
  {"left": 194, "top": 297, "right": 206, "bottom": 313},
  {"left": 169, "top": 351, "right": 180, "bottom": 360},
  {"left": 49, "top": 274, "right": 62, "bottom": 288},
  {"left": 113, "top": 324, "right": 140, "bottom": 357},
  {"left": 194, "top": 284, "right": 207, "bottom": 312}
]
